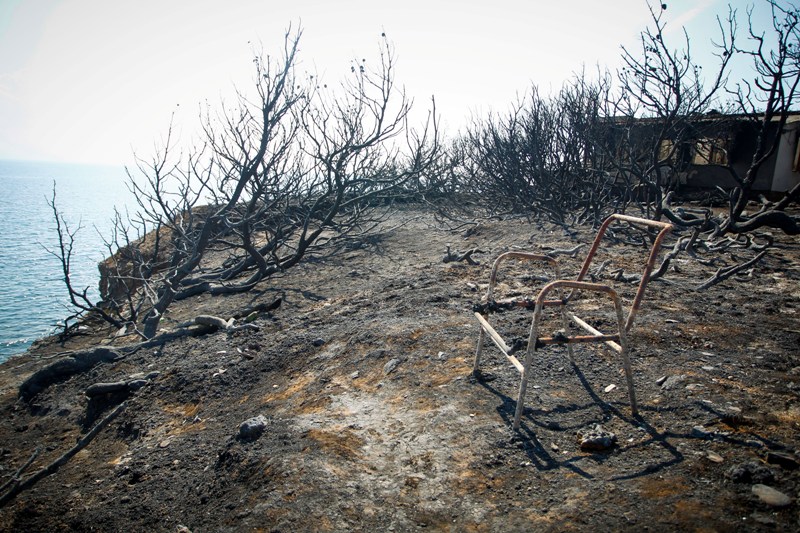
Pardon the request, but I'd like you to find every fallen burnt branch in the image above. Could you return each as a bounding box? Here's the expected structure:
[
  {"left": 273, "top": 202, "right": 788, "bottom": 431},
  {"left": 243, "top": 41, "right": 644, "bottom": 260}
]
[
  {"left": 749, "top": 234, "right": 774, "bottom": 252},
  {"left": 443, "top": 245, "right": 484, "bottom": 265},
  {"left": 726, "top": 210, "right": 800, "bottom": 236},
  {"left": 122, "top": 315, "right": 258, "bottom": 352},
  {"left": 19, "top": 347, "right": 123, "bottom": 401},
  {"left": 697, "top": 256, "right": 727, "bottom": 267},
  {"left": 544, "top": 244, "right": 586, "bottom": 258},
  {"left": 126, "top": 298, "right": 280, "bottom": 349},
  {"left": 706, "top": 234, "right": 752, "bottom": 252},
  {"left": 17, "top": 299, "right": 278, "bottom": 400},
  {"left": 695, "top": 250, "right": 769, "bottom": 291},
  {"left": 0, "top": 402, "right": 126, "bottom": 508},
  {"left": 590, "top": 259, "right": 612, "bottom": 281},
  {"left": 648, "top": 235, "right": 689, "bottom": 281},
  {"left": 661, "top": 193, "right": 713, "bottom": 230},
  {"left": 130, "top": 323, "right": 219, "bottom": 349},
  {"left": 176, "top": 315, "right": 260, "bottom": 333},
  {"left": 0, "top": 447, "right": 40, "bottom": 497},
  {"left": 233, "top": 297, "right": 283, "bottom": 320},
  {"left": 84, "top": 371, "right": 160, "bottom": 398},
  {"left": 607, "top": 269, "right": 642, "bottom": 283}
]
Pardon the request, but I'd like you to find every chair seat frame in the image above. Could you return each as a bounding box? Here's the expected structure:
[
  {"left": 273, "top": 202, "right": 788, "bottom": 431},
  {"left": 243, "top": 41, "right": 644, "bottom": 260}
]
[{"left": 473, "top": 214, "right": 673, "bottom": 430}]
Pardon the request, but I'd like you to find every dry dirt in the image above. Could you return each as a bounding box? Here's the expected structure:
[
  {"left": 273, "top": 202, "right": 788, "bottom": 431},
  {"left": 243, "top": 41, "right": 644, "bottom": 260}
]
[{"left": 1, "top": 205, "right": 799, "bottom": 532}]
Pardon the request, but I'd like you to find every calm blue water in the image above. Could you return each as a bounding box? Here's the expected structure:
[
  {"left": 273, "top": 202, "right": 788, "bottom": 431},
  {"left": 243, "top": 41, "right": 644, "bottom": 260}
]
[{"left": 0, "top": 160, "right": 134, "bottom": 362}]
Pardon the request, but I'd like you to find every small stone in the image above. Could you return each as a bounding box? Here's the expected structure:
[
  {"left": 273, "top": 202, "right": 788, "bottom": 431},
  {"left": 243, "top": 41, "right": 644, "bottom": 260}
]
[
  {"left": 127, "top": 379, "right": 148, "bottom": 391},
  {"left": 702, "top": 365, "right": 715, "bottom": 371},
  {"left": 655, "top": 375, "right": 667, "bottom": 386},
  {"left": 692, "top": 425, "right": 711, "bottom": 438},
  {"left": 750, "top": 512, "right": 777, "bottom": 526},
  {"left": 577, "top": 425, "right": 617, "bottom": 451},
  {"left": 752, "top": 484, "right": 792, "bottom": 508},
  {"left": 238, "top": 415, "right": 269, "bottom": 441},
  {"left": 159, "top": 439, "right": 171, "bottom": 448},
  {"left": 550, "top": 442, "right": 559, "bottom": 452},
  {"left": 727, "top": 461, "right": 775, "bottom": 484},
  {"left": 706, "top": 451, "right": 724, "bottom": 463},
  {"left": 312, "top": 338, "right": 325, "bottom": 347},
  {"left": 766, "top": 451, "right": 800, "bottom": 470},
  {"left": 604, "top": 384, "right": 617, "bottom": 393},
  {"left": 383, "top": 358, "right": 401, "bottom": 375},
  {"left": 349, "top": 371, "right": 360, "bottom": 380},
  {"left": 661, "top": 374, "right": 686, "bottom": 390}
]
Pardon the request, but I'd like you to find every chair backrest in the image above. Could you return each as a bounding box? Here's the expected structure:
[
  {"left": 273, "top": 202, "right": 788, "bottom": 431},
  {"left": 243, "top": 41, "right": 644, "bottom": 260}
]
[{"left": 573, "top": 214, "right": 673, "bottom": 332}]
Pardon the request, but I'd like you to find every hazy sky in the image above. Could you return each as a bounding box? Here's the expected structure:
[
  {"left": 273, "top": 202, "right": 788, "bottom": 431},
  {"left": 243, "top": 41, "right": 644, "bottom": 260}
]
[{"left": 0, "top": 0, "right": 773, "bottom": 165}]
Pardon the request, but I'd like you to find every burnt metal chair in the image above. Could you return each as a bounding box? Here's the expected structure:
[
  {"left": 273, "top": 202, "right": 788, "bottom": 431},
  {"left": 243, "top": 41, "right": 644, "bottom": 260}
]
[{"left": 473, "top": 214, "right": 673, "bottom": 430}]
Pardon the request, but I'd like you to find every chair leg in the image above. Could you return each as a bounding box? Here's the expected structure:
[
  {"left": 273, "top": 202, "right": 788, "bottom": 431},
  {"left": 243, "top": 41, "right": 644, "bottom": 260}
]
[
  {"left": 620, "top": 344, "right": 638, "bottom": 416},
  {"left": 612, "top": 297, "right": 637, "bottom": 417},
  {"left": 514, "top": 304, "right": 543, "bottom": 430},
  {"left": 473, "top": 328, "right": 486, "bottom": 377},
  {"left": 513, "top": 368, "right": 529, "bottom": 430},
  {"left": 560, "top": 307, "right": 575, "bottom": 364}
]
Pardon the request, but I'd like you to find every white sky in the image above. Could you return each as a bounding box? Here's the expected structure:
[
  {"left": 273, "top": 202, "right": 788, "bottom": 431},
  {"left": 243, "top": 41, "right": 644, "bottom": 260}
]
[{"left": 0, "top": 0, "right": 773, "bottom": 165}]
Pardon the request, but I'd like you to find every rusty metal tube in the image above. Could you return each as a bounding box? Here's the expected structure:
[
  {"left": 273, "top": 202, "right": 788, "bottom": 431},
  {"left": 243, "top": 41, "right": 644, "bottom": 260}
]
[
  {"left": 486, "top": 252, "right": 560, "bottom": 301},
  {"left": 574, "top": 214, "right": 672, "bottom": 332}
]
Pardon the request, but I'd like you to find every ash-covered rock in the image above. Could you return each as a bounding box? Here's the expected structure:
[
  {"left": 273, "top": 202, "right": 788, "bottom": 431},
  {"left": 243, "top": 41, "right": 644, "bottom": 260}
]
[
  {"left": 577, "top": 424, "right": 617, "bottom": 451},
  {"left": 238, "top": 415, "right": 269, "bottom": 441}
]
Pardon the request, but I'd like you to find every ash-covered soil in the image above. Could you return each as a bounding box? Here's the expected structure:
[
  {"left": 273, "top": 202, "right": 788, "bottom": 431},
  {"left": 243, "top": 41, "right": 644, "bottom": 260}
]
[{"left": 1, "top": 206, "right": 799, "bottom": 532}]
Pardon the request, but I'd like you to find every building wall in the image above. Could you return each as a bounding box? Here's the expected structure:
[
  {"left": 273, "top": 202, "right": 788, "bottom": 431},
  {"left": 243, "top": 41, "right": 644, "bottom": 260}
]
[
  {"left": 772, "top": 122, "right": 800, "bottom": 192},
  {"left": 682, "top": 119, "right": 796, "bottom": 193}
]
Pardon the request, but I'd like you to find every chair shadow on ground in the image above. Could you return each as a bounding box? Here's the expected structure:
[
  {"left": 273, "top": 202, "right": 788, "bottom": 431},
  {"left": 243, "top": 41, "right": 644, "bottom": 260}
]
[
  {"left": 476, "top": 357, "right": 795, "bottom": 481},
  {"left": 475, "top": 361, "right": 686, "bottom": 481}
]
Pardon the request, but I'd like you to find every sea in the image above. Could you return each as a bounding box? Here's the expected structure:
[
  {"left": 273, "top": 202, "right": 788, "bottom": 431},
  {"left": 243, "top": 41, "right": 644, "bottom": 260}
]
[{"left": 0, "top": 160, "right": 134, "bottom": 362}]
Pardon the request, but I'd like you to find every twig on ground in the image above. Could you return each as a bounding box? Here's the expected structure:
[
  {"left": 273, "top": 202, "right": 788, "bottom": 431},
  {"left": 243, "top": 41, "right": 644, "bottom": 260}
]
[
  {"left": 545, "top": 244, "right": 586, "bottom": 258},
  {"left": 695, "top": 250, "right": 769, "bottom": 291},
  {"left": 443, "top": 245, "right": 484, "bottom": 265},
  {"left": 0, "top": 402, "right": 126, "bottom": 507},
  {"left": 0, "top": 447, "right": 41, "bottom": 496},
  {"left": 590, "top": 259, "right": 612, "bottom": 281}
]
